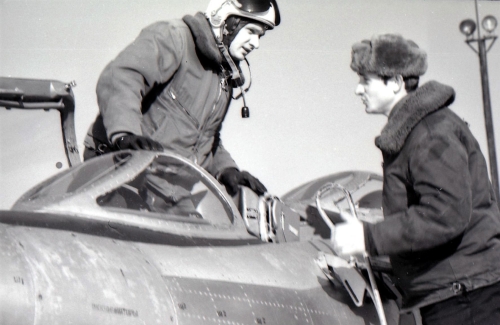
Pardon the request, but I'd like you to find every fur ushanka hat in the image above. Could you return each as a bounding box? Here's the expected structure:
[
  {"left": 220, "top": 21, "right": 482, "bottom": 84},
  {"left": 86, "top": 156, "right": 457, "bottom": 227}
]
[{"left": 350, "top": 34, "right": 427, "bottom": 78}]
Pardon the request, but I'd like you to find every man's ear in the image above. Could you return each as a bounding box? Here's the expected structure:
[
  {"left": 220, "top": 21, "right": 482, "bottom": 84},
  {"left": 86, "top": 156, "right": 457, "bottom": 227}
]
[{"left": 390, "top": 75, "right": 404, "bottom": 94}]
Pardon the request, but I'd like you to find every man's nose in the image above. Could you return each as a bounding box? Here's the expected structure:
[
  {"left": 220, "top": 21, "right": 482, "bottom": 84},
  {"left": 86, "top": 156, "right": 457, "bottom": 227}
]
[
  {"left": 249, "top": 35, "right": 260, "bottom": 49},
  {"left": 355, "top": 84, "right": 364, "bottom": 95}
]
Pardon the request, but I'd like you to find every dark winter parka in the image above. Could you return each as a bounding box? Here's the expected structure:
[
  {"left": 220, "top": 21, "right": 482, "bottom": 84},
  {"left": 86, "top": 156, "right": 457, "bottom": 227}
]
[
  {"left": 84, "top": 12, "right": 238, "bottom": 177},
  {"left": 364, "top": 81, "right": 500, "bottom": 309}
]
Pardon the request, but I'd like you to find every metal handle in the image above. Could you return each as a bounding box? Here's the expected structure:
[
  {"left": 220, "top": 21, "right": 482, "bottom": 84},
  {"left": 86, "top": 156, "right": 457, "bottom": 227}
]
[{"left": 315, "top": 182, "right": 358, "bottom": 236}]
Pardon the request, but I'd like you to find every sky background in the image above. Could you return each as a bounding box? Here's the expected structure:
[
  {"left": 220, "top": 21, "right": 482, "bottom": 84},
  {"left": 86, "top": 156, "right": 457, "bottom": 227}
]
[{"left": 1, "top": 0, "right": 499, "bottom": 209}]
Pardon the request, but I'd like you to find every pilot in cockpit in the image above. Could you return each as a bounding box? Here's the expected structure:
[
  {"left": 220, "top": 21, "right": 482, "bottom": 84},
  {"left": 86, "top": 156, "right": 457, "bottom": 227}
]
[{"left": 83, "top": 0, "right": 277, "bottom": 200}]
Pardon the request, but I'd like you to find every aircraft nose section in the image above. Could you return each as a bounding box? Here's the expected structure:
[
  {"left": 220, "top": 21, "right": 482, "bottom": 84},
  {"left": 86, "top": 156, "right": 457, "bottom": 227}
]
[
  {"left": 0, "top": 222, "right": 177, "bottom": 325},
  {"left": 0, "top": 226, "right": 36, "bottom": 325}
]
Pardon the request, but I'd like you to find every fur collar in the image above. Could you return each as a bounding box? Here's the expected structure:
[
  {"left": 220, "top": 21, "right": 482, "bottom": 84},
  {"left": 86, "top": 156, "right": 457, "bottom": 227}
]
[
  {"left": 182, "top": 12, "right": 223, "bottom": 66},
  {"left": 375, "top": 80, "right": 455, "bottom": 154}
]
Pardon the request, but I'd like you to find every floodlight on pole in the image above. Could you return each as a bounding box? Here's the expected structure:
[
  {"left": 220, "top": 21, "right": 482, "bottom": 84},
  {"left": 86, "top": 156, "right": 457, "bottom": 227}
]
[
  {"left": 459, "top": 0, "right": 499, "bottom": 207},
  {"left": 460, "top": 19, "right": 476, "bottom": 37},
  {"left": 482, "top": 15, "right": 497, "bottom": 34}
]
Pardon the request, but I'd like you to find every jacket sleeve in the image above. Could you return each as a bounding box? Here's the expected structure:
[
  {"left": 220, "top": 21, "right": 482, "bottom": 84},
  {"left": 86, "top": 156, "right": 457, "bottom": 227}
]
[
  {"left": 97, "top": 22, "right": 184, "bottom": 143},
  {"left": 365, "top": 131, "right": 472, "bottom": 256}
]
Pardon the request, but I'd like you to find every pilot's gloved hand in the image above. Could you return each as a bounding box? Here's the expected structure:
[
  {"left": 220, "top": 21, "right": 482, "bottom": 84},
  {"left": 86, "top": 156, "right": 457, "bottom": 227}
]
[
  {"left": 219, "top": 168, "right": 267, "bottom": 196},
  {"left": 114, "top": 134, "right": 163, "bottom": 151}
]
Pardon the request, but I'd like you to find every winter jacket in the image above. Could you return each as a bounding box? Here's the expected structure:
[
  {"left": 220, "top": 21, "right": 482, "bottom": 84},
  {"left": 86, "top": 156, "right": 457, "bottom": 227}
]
[
  {"left": 84, "top": 12, "right": 238, "bottom": 177},
  {"left": 364, "top": 81, "right": 500, "bottom": 309}
]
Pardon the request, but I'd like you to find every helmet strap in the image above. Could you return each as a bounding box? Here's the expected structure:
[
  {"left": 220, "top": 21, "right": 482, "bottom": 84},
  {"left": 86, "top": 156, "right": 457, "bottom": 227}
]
[{"left": 216, "top": 41, "right": 244, "bottom": 87}]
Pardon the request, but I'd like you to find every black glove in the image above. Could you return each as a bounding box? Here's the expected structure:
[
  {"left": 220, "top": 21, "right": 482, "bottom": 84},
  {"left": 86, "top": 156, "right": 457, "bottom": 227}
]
[
  {"left": 114, "top": 134, "right": 163, "bottom": 151},
  {"left": 219, "top": 168, "right": 267, "bottom": 196}
]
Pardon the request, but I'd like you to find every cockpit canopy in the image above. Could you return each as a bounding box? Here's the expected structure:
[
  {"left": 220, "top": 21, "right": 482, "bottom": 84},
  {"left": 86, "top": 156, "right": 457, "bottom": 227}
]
[{"left": 13, "top": 151, "right": 239, "bottom": 228}]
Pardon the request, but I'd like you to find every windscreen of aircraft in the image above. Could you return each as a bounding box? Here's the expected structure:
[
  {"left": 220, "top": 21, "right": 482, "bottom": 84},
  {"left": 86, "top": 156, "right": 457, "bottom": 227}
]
[{"left": 17, "top": 152, "right": 235, "bottom": 227}]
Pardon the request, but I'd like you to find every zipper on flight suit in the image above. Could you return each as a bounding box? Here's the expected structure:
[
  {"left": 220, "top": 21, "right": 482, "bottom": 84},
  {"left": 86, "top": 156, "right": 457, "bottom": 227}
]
[{"left": 191, "top": 77, "right": 226, "bottom": 164}]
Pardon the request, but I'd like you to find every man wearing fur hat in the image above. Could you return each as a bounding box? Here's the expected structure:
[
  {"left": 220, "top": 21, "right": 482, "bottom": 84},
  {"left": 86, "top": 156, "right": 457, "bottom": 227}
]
[
  {"left": 83, "top": 0, "right": 281, "bottom": 198},
  {"left": 333, "top": 34, "right": 500, "bottom": 324}
]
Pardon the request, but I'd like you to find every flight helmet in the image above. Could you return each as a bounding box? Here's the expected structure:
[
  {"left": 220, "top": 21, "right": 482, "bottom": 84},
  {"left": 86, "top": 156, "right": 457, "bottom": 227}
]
[{"left": 206, "top": 0, "right": 280, "bottom": 41}]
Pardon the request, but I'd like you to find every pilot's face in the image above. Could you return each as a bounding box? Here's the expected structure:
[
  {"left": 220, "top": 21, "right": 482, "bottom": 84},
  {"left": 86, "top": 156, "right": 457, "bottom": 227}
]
[
  {"left": 355, "top": 73, "right": 397, "bottom": 116},
  {"left": 229, "top": 23, "right": 266, "bottom": 61}
]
